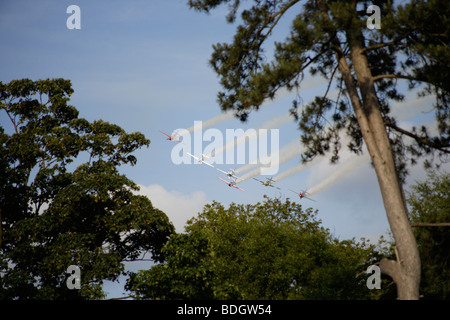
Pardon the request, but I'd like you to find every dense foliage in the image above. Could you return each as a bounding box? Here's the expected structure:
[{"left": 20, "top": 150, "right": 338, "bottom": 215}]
[
  {"left": 407, "top": 171, "right": 450, "bottom": 299},
  {"left": 127, "top": 198, "right": 393, "bottom": 299},
  {"left": 0, "top": 79, "right": 174, "bottom": 299}
]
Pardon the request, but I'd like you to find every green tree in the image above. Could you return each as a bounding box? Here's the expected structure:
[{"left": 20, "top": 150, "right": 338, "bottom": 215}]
[
  {"left": 407, "top": 170, "right": 450, "bottom": 299},
  {"left": 126, "top": 197, "right": 391, "bottom": 299},
  {"left": 0, "top": 78, "right": 175, "bottom": 299},
  {"left": 188, "top": 0, "right": 450, "bottom": 299}
]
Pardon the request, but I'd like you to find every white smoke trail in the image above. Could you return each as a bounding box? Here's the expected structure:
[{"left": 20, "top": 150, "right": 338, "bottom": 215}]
[
  {"left": 179, "top": 110, "right": 236, "bottom": 137},
  {"left": 235, "top": 139, "right": 306, "bottom": 183},
  {"left": 236, "top": 166, "right": 263, "bottom": 183},
  {"left": 206, "top": 111, "right": 292, "bottom": 158},
  {"left": 178, "top": 88, "right": 296, "bottom": 138},
  {"left": 234, "top": 122, "right": 332, "bottom": 176},
  {"left": 235, "top": 138, "right": 304, "bottom": 175},
  {"left": 174, "top": 76, "right": 328, "bottom": 139},
  {"left": 307, "top": 154, "right": 369, "bottom": 196},
  {"left": 235, "top": 139, "right": 305, "bottom": 178},
  {"left": 272, "top": 156, "right": 323, "bottom": 183}
]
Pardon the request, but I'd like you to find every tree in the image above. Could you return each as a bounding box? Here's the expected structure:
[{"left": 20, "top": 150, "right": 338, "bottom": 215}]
[
  {"left": 188, "top": 0, "right": 450, "bottom": 299},
  {"left": 407, "top": 170, "right": 450, "bottom": 299},
  {"left": 0, "top": 78, "right": 175, "bottom": 299},
  {"left": 126, "top": 197, "right": 392, "bottom": 299}
]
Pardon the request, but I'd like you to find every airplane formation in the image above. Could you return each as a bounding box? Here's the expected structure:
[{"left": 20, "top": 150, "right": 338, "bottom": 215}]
[{"left": 159, "top": 130, "right": 316, "bottom": 201}]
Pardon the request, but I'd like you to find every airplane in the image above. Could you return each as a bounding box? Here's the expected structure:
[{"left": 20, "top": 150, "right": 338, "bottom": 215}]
[
  {"left": 187, "top": 152, "right": 214, "bottom": 168},
  {"left": 216, "top": 168, "right": 240, "bottom": 180},
  {"left": 289, "top": 189, "right": 316, "bottom": 202},
  {"left": 159, "top": 131, "right": 182, "bottom": 143},
  {"left": 253, "top": 177, "right": 281, "bottom": 190},
  {"left": 218, "top": 177, "right": 245, "bottom": 191}
]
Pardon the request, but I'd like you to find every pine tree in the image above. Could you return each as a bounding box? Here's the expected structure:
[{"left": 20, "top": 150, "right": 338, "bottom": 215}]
[{"left": 189, "top": 0, "right": 450, "bottom": 299}]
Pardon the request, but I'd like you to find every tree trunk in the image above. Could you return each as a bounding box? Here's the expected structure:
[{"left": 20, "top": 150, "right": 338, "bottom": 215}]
[
  {"left": 316, "top": 0, "right": 420, "bottom": 299},
  {"left": 344, "top": 30, "right": 421, "bottom": 300}
]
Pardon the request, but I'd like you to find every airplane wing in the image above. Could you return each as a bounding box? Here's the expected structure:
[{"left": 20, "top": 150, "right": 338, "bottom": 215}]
[
  {"left": 218, "top": 177, "right": 244, "bottom": 191},
  {"left": 218, "top": 177, "right": 230, "bottom": 184},
  {"left": 159, "top": 131, "right": 183, "bottom": 143},
  {"left": 253, "top": 177, "right": 280, "bottom": 189},
  {"left": 303, "top": 192, "right": 316, "bottom": 202},
  {"left": 159, "top": 131, "right": 171, "bottom": 138},
  {"left": 232, "top": 184, "right": 245, "bottom": 192},
  {"left": 252, "top": 178, "right": 265, "bottom": 184},
  {"left": 288, "top": 189, "right": 316, "bottom": 201},
  {"left": 202, "top": 160, "right": 215, "bottom": 168},
  {"left": 186, "top": 152, "right": 199, "bottom": 161},
  {"left": 216, "top": 168, "right": 228, "bottom": 175}
]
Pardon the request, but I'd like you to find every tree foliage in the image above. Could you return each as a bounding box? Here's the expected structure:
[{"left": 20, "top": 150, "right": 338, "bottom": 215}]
[
  {"left": 126, "top": 197, "right": 392, "bottom": 299},
  {"left": 0, "top": 78, "right": 175, "bottom": 299},
  {"left": 407, "top": 170, "right": 450, "bottom": 299}
]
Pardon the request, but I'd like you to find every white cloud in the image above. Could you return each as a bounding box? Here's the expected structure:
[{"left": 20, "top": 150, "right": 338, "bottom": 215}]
[{"left": 135, "top": 184, "right": 208, "bottom": 233}]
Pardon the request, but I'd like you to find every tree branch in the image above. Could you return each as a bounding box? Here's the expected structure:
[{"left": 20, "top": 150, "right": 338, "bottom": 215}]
[
  {"left": 411, "top": 222, "right": 450, "bottom": 227},
  {"left": 379, "top": 257, "right": 401, "bottom": 281},
  {"left": 263, "top": 0, "right": 300, "bottom": 41},
  {"left": 361, "top": 40, "right": 399, "bottom": 53},
  {"left": 386, "top": 122, "right": 450, "bottom": 154},
  {"left": 107, "top": 295, "right": 134, "bottom": 300},
  {"left": 361, "top": 30, "right": 413, "bottom": 54},
  {"left": 372, "top": 73, "right": 419, "bottom": 82}
]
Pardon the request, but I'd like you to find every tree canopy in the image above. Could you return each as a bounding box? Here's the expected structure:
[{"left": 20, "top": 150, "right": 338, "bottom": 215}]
[
  {"left": 126, "top": 197, "right": 393, "bottom": 299},
  {"left": 407, "top": 170, "right": 450, "bottom": 299},
  {"left": 0, "top": 78, "right": 175, "bottom": 299}
]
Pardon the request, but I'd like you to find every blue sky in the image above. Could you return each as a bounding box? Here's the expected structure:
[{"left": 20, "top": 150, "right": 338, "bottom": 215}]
[{"left": 1, "top": 0, "right": 447, "bottom": 299}]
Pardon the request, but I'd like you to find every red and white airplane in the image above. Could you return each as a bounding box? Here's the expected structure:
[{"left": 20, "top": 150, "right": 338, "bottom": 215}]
[
  {"left": 218, "top": 177, "right": 245, "bottom": 191},
  {"left": 159, "top": 131, "right": 182, "bottom": 143},
  {"left": 289, "top": 189, "right": 316, "bottom": 201}
]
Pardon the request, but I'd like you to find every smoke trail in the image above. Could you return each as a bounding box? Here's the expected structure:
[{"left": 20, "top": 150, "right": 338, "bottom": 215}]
[
  {"left": 234, "top": 122, "right": 332, "bottom": 175},
  {"left": 178, "top": 89, "right": 293, "bottom": 138},
  {"left": 272, "top": 156, "right": 323, "bottom": 183},
  {"left": 307, "top": 154, "right": 369, "bottom": 196},
  {"left": 235, "top": 138, "right": 304, "bottom": 175},
  {"left": 178, "top": 110, "right": 236, "bottom": 137},
  {"left": 235, "top": 140, "right": 307, "bottom": 183},
  {"left": 175, "top": 76, "right": 329, "bottom": 139},
  {"left": 236, "top": 166, "right": 264, "bottom": 183},
  {"left": 206, "top": 111, "right": 292, "bottom": 158}
]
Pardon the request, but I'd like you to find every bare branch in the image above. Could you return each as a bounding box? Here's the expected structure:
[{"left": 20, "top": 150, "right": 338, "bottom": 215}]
[
  {"left": 411, "top": 222, "right": 450, "bottom": 227},
  {"left": 372, "top": 73, "right": 418, "bottom": 82},
  {"left": 386, "top": 122, "right": 450, "bottom": 154},
  {"left": 107, "top": 295, "right": 134, "bottom": 300},
  {"left": 361, "top": 40, "right": 399, "bottom": 53}
]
